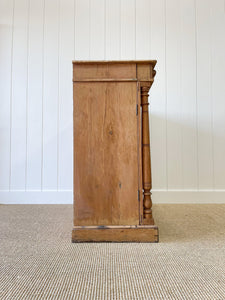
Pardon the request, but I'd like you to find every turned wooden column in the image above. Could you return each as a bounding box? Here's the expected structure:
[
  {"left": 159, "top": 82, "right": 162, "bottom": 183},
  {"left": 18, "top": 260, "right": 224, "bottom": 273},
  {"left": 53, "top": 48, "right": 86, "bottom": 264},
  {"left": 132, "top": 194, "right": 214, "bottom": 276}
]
[{"left": 141, "top": 85, "right": 154, "bottom": 225}]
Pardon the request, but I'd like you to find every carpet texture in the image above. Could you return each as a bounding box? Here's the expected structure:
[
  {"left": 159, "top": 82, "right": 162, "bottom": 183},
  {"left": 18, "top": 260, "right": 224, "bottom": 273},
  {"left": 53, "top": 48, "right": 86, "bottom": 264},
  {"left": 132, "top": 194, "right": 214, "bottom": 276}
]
[{"left": 0, "top": 204, "right": 225, "bottom": 299}]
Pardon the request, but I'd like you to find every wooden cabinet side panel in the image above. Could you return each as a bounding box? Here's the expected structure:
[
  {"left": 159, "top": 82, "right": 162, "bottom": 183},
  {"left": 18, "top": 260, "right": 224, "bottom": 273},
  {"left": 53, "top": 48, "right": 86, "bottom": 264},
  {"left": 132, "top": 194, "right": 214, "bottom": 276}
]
[{"left": 73, "top": 82, "right": 139, "bottom": 226}]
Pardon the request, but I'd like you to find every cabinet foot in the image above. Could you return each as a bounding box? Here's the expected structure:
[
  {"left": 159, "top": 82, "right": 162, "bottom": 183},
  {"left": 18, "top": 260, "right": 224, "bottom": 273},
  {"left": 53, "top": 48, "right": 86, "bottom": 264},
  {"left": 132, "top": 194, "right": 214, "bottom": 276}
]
[{"left": 143, "top": 218, "right": 155, "bottom": 225}]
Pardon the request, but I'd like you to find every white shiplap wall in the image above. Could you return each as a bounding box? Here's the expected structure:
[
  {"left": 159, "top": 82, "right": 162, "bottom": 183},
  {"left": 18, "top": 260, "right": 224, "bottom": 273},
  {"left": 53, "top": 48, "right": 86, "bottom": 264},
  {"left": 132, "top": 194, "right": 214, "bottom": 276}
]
[{"left": 0, "top": 0, "right": 225, "bottom": 204}]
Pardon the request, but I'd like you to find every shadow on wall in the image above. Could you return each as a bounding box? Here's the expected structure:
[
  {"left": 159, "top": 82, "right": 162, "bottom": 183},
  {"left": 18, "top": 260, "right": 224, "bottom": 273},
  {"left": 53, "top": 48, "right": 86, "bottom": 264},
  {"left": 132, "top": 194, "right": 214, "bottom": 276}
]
[{"left": 149, "top": 109, "right": 225, "bottom": 190}]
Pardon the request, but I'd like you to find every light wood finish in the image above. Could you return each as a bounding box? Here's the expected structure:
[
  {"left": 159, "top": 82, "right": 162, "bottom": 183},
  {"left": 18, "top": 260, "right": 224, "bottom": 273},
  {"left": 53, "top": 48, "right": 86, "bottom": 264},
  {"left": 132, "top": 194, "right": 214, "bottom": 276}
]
[
  {"left": 72, "top": 61, "right": 158, "bottom": 242},
  {"left": 73, "top": 82, "right": 139, "bottom": 226},
  {"left": 73, "top": 63, "right": 136, "bottom": 81},
  {"left": 141, "top": 85, "right": 154, "bottom": 225},
  {"left": 72, "top": 60, "right": 157, "bottom": 65},
  {"left": 72, "top": 225, "right": 158, "bottom": 243}
]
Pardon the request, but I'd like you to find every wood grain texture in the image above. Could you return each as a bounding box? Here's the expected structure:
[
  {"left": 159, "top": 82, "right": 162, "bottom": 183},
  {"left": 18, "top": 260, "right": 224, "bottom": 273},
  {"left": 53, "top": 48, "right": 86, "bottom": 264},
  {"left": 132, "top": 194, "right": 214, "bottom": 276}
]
[
  {"left": 72, "top": 225, "right": 159, "bottom": 242},
  {"left": 73, "top": 61, "right": 158, "bottom": 241},
  {"left": 137, "top": 83, "right": 143, "bottom": 224},
  {"left": 73, "top": 81, "right": 139, "bottom": 226},
  {"left": 73, "top": 63, "right": 136, "bottom": 81},
  {"left": 141, "top": 85, "right": 154, "bottom": 225}
]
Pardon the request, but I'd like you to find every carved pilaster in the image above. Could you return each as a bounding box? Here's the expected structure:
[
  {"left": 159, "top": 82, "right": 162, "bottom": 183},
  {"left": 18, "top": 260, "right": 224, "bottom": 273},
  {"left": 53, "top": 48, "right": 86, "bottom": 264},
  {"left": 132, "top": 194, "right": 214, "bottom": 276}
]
[{"left": 141, "top": 85, "right": 154, "bottom": 225}]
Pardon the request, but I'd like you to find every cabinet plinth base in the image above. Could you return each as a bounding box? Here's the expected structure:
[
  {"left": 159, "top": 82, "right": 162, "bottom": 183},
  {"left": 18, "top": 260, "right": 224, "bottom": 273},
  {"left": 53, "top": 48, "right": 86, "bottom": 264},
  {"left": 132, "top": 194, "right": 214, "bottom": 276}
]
[{"left": 72, "top": 225, "right": 159, "bottom": 243}]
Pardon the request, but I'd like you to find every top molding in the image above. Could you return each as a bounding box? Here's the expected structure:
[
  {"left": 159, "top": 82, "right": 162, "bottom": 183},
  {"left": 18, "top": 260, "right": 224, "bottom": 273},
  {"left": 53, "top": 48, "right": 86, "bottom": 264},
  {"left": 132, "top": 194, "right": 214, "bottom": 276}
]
[
  {"left": 73, "top": 60, "right": 157, "bottom": 67},
  {"left": 73, "top": 60, "right": 157, "bottom": 83}
]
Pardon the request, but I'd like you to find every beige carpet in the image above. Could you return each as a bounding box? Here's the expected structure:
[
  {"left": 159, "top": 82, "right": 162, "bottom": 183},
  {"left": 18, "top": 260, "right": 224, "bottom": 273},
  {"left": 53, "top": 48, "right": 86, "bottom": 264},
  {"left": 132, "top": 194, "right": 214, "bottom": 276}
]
[{"left": 0, "top": 204, "right": 225, "bottom": 300}]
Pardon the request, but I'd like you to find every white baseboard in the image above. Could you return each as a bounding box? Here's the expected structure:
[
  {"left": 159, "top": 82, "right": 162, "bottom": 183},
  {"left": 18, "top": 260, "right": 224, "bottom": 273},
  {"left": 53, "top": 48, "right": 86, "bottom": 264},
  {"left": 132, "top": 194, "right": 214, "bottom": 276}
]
[
  {"left": 152, "top": 190, "right": 225, "bottom": 204},
  {"left": 0, "top": 190, "right": 225, "bottom": 204},
  {"left": 0, "top": 191, "right": 73, "bottom": 204}
]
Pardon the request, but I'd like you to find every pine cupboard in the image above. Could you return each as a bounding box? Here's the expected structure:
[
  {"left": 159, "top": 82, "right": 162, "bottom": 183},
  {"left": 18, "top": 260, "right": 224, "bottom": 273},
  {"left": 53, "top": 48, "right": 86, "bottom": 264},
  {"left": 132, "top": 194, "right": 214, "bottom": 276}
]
[{"left": 72, "top": 61, "right": 158, "bottom": 242}]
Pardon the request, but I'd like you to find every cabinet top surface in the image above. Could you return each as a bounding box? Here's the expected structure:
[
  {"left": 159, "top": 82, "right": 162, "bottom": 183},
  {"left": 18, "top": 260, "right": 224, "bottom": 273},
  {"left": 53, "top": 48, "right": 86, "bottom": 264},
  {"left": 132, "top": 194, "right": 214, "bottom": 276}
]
[{"left": 73, "top": 60, "right": 157, "bottom": 66}]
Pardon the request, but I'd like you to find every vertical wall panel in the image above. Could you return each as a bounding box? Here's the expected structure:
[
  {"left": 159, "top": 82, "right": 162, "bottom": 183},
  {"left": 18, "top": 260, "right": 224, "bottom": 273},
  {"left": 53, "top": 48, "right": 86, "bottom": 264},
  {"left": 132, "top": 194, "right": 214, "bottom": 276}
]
[
  {"left": 42, "top": 0, "right": 59, "bottom": 190},
  {"left": 211, "top": 0, "right": 225, "bottom": 189},
  {"left": 136, "top": 0, "right": 150, "bottom": 59},
  {"left": 58, "top": 0, "right": 74, "bottom": 190},
  {"left": 121, "top": 0, "right": 136, "bottom": 59},
  {"left": 150, "top": 0, "right": 167, "bottom": 190},
  {"left": 196, "top": 0, "right": 214, "bottom": 189},
  {"left": 105, "top": 0, "right": 120, "bottom": 59},
  {"left": 180, "top": 0, "right": 198, "bottom": 189},
  {"left": 90, "top": 0, "right": 105, "bottom": 59},
  {"left": 26, "top": 0, "right": 44, "bottom": 190},
  {"left": 10, "top": 0, "right": 29, "bottom": 190},
  {"left": 75, "top": 0, "right": 90, "bottom": 59},
  {"left": 165, "top": 0, "right": 183, "bottom": 189},
  {"left": 0, "top": 0, "right": 14, "bottom": 189},
  {"left": 1, "top": 0, "right": 225, "bottom": 203}
]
